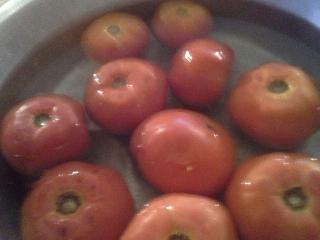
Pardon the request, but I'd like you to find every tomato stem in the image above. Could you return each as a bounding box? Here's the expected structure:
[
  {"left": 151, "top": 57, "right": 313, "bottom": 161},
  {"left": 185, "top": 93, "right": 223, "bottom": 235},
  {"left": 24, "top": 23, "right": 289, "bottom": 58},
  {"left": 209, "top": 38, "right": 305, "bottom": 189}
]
[
  {"left": 34, "top": 113, "right": 51, "bottom": 127},
  {"left": 282, "top": 186, "right": 308, "bottom": 210},
  {"left": 56, "top": 192, "right": 81, "bottom": 215},
  {"left": 169, "top": 233, "right": 191, "bottom": 240}
]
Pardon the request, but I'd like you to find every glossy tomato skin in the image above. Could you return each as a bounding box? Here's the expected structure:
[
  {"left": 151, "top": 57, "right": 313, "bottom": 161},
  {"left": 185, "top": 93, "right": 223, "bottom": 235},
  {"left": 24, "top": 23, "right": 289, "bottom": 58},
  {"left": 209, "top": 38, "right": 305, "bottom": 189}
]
[
  {"left": 151, "top": 0, "right": 213, "bottom": 48},
  {"left": 130, "top": 109, "right": 236, "bottom": 195},
  {"left": 226, "top": 152, "right": 320, "bottom": 240},
  {"left": 228, "top": 62, "right": 320, "bottom": 149},
  {"left": 85, "top": 58, "right": 168, "bottom": 135},
  {"left": 0, "top": 94, "right": 89, "bottom": 176},
  {"left": 169, "top": 38, "right": 234, "bottom": 107},
  {"left": 81, "top": 12, "right": 150, "bottom": 62},
  {"left": 121, "top": 193, "right": 238, "bottom": 240},
  {"left": 21, "top": 161, "right": 134, "bottom": 240}
]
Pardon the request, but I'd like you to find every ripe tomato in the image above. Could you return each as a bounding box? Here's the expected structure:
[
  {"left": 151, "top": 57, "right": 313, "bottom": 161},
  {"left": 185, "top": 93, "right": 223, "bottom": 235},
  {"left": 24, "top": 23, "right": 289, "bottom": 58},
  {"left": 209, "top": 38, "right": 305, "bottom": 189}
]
[
  {"left": 21, "top": 161, "right": 134, "bottom": 240},
  {"left": 151, "top": 0, "right": 213, "bottom": 48},
  {"left": 226, "top": 152, "right": 320, "bottom": 240},
  {"left": 228, "top": 62, "right": 320, "bottom": 149},
  {"left": 81, "top": 12, "right": 150, "bottom": 62},
  {"left": 169, "top": 38, "right": 234, "bottom": 107},
  {"left": 85, "top": 58, "right": 168, "bottom": 135},
  {"left": 0, "top": 94, "right": 89, "bottom": 176},
  {"left": 130, "top": 109, "right": 236, "bottom": 195},
  {"left": 121, "top": 193, "right": 238, "bottom": 240}
]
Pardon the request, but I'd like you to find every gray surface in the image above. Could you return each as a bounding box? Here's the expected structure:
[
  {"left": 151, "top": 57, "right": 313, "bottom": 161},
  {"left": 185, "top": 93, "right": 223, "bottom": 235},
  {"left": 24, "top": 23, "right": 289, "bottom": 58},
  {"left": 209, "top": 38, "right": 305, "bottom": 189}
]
[{"left": 0, "top": 1, "right": 320, "bottom": 240}]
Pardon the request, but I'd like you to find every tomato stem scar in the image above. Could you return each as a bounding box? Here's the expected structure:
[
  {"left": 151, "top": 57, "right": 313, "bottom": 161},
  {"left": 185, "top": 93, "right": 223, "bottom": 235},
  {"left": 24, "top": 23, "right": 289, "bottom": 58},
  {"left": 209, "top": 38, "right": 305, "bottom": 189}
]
[
  {"left": 282, "top": 186, "right": 308, "bottom": 210},
  {"left": 56, "top": 192, "right": 81, "bottom": 215},
  {"left": 206, "top": 123, "right": 215, "bottom": 131},
  {"left": 169, "top": 233, "right": 191, "bottom": 240},
  {"left": 107, "top": 25, "right": 121, "bottom": 35},
  {"left": 268, "top": 80, "right": 289, "bottom": 94},
  {"left": 176, "top": 7, "right": 189, "bottom": 17},
  {"left": 111, "top": 77, "right": 127, "bottom": 88},
  {"left": 34, "top": 113, "right": 51, "bottom": 127}
]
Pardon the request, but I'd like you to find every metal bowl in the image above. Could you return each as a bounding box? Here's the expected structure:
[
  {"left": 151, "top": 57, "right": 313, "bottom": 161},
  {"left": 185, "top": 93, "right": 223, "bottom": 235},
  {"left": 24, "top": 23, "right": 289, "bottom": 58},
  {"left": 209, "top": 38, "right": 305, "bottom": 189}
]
[{"left": 0, "top": 1, "right": 319, "bottom": 239}]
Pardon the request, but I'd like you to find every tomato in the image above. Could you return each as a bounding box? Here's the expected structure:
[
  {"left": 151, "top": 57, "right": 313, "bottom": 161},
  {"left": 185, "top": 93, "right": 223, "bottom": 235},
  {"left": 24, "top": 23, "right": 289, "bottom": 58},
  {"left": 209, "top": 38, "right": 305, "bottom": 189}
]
[
  {"left": 85, "top": 58, "right": 168, "bottom": 135},
  {"left": 121, "top": 193, "right": 238, "bottom": 240},
  {"left": 130, "top": 109, "right": 236, "bottom": 195},
  {"left": 0, "top": 94, "right": 89, "bottom": 176},
  {"left": 81, "top": 12, "right": 150, "bottom": 62},
  {"left": 226, "top": 152, "right": 320, "bottom": 240},
  {"left": 169, "top": 38, "right": 234, "bottom": 107},
  {"left": 228, "top": 62, "right": 320, "bottom": 149},
  {"left": 21, "top": 161, "right": 134, "bottom": 240},
  {"left": 151, "top": 0, "right": 213, "bottom": 48}
]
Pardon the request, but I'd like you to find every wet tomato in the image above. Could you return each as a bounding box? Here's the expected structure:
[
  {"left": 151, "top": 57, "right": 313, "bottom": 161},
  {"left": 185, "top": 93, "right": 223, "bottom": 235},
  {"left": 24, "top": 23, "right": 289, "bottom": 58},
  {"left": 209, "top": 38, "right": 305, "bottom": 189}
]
[
  {"left": 130, "top": 109, "right": 236, "bottom": 195},
  {"left": 21, "top": 161, "right": 134, "bottom": 240},
  {"left": 151, "top": 0, "right": 213, "bottom": 48},
  {"left": 85, "top": 58, "right": 168, "bottom": 135},
  {"left": 121, "top": 193, "right": 238, "bottom": 240},
  {"left": 228, "top": 62, "right": 320, "bottom": 149},
  {"left": 0, "top": 94, "right": 89, "bottom": 176},
  {"left": 169, "top": 38, "right": 234, "bottom": 107},
  {"left": 226, "top": 152, "right": 320, "bottom": 240},
  {"left": 81, "top": 12, "right": 150, "bottom": 62}
]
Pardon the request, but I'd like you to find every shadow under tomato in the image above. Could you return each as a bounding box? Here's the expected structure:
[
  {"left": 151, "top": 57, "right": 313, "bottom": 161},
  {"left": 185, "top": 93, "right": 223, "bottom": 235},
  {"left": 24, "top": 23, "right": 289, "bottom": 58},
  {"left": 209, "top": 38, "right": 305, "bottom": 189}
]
[{"left": 0, "top": 154, "right": 27, "bottom": 240}]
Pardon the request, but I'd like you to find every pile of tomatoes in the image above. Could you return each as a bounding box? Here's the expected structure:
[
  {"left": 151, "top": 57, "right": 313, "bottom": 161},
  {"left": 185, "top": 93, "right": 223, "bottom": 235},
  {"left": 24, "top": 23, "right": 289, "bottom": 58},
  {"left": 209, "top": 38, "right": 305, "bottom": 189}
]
[{"left": 1, "top": 1, "right": 320, "bottom": 240}]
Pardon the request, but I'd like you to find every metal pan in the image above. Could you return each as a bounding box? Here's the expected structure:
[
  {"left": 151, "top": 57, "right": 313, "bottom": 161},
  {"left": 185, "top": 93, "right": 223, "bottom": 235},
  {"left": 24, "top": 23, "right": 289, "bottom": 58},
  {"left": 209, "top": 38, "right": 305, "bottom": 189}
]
[{"left": 0, "top": 1, "right": 319, "bottom": 239}]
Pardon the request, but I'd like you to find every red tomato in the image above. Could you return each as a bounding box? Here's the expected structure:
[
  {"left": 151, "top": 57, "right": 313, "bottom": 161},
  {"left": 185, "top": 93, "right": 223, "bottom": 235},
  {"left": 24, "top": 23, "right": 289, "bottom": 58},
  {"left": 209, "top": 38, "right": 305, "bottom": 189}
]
[
  {"left": 169, "top": 38, "right": 234, "bottom": 107},
  {"left": 151, "top": 0, "right": 213, "bottom": 48},
  {"left": 121, "top": 193, "right": 238, "bottom": 240},
  {"left": 0, "top": 94, "right": 89, "bottom": 176},
  {"left": 226, "top": 152, "right": 320, "bottom": 240},
  {"left": 228, "top": 62, "right": 320, "bottom": 149},
  {"left": 130, "top": 109, "right": 236, "bottom": 195},
  {"left": 21, "top": 161, "right": 134, "bottom": 240},
  {"left": 81, "top": 12, "right": 150, "bottom": 62},
  {"left": 85, "top": 58, "right": 168, "bottom": 135}
]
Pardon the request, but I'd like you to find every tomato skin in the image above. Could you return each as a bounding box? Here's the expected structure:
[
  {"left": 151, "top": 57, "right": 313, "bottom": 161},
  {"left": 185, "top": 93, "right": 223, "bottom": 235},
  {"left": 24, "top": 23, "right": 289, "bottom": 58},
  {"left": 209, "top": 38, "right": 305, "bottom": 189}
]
[
  {"left": 0, "top": 94, "right": 89, "bottom": 176},
  {"left": 226, "top": 152, "right": 320, "bottom": 240},
  {"left": 169, "top": 38, "right": 234, "bottom": 107},
  {"left": 228, "top": 62, "right": 320, "bottom": 149},
  {"left": 85, "top": 58, "right": 168, "bottom": 135},
  {"left": 151, "top": 0, "right": 213, "bottom": 48},
  {"left": 130, "top": 109, "right": 236, "bottom": 195},
  {"left": 121, "top": 193, "right": 238, "bottom": 240},
  {"left": 81, "top": 12, "right": 150, "bottom": 62},
  {"left": 21, "top": 161, "right": 134, "bottom": 240}
]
